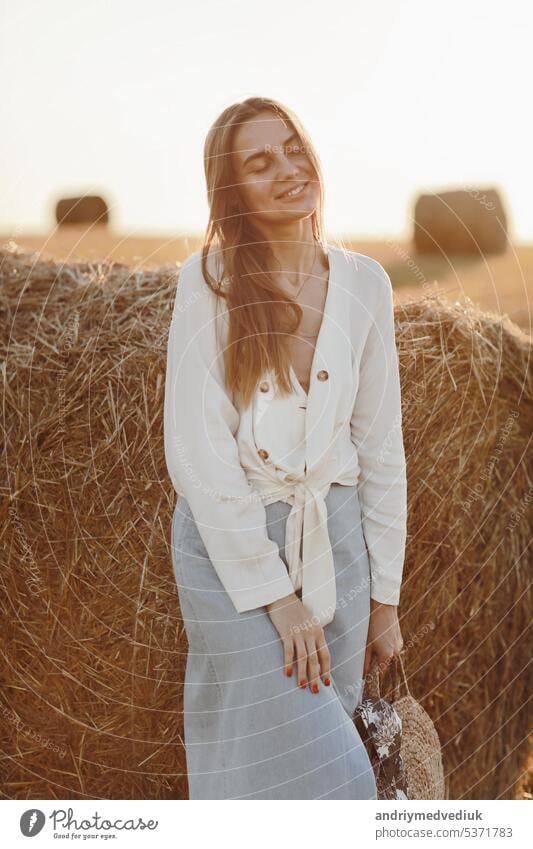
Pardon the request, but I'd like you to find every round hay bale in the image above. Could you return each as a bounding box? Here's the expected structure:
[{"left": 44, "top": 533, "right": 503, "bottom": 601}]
[
  {"left": 413, "top": 188, "right": 508, "bottom": 255},
  {"left": 0, "top": 246, "right": 530, "bottom": 800},
  {"left": 56, "top": 195, "right": 109, "bottom": 226}
]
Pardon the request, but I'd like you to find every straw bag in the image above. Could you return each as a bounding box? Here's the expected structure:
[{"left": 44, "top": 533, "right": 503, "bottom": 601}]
[
  {"left": 354, "top": 654, "right": 445, "bottom": 800},
  {"left": 389, "top": 652, "right": 446, "bottom": 799}
]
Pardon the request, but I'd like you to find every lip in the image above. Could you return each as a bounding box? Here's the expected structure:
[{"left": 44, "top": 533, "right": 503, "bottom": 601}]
[{"left": 275, "top": 181, "right": 309, "bottom": 200}]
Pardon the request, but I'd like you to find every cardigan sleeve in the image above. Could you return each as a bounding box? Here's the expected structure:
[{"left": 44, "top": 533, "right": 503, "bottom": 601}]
[
  {"left": 164, "top": 254, "right": 296, "bottom": 613},
  {"left": 350, "top": 266, "right": 408, "bottom": 606}
]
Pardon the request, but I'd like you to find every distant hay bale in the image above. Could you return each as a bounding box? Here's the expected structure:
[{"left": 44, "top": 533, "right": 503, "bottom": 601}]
[
  {"left": 56, "top": 195, "right": 109, "bottom": 226},
  {"left": 413, "top": 188, "right": 508, "bottom": 255},
  {"left": 0, "top": 246, "right": 531, "bottom": 800}
]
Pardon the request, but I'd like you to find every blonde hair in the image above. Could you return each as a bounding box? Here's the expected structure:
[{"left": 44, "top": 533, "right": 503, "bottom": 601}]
[{"left": 199, "top": 96, "right": 327, "bottom": 409}]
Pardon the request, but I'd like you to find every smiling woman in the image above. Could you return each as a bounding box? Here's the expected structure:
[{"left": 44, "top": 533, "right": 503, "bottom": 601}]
[{"left": 164, "top": 96, "right": 408, "bottom": 800}]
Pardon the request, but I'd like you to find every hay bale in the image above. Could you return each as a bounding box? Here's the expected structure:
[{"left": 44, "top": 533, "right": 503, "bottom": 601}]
[
  {"left": 56, "top": 195, "right": 109, "bottom": 226},
  {"left": 413, "top": 188, "right": 508, "bottom": 255},
  {"left": 0, "top": 246, "right": 530, "bottom": 800}
]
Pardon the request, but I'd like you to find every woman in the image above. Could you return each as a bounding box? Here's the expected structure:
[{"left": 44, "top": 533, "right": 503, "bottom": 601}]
[{"left": 164, "top": 96, "right": 407, "bottom": 800}]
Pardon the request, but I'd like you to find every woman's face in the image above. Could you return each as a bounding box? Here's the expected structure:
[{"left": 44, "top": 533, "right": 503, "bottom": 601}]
[{"left": 230, "top": 110, "right": 319, "bottom": 225}]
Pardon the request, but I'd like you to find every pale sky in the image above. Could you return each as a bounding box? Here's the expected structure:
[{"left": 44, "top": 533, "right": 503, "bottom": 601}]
[{"left": 1, "top": 0, "right": 531, "bottom": 240}]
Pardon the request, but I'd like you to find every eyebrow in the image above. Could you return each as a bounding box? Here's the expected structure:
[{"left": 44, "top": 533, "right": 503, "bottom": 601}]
[{"left": 241, "top": 131, "right": 299, "bottom": 168}]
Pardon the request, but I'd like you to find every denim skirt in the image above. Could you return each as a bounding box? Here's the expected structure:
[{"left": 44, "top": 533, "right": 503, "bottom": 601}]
[{"left": 170, "top": 482, "right": 377, "bottom": 800}]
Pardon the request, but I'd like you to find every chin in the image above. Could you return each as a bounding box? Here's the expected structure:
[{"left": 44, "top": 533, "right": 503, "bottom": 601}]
[{"left": 282, "top": 203, "right": 316, "bottom": 220}]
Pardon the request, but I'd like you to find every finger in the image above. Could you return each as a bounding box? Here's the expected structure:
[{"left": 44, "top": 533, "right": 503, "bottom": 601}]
[
  {"left": 316, "top": 630, "right": 331, "bottom": 685},
  {"left": 295, "top": 638, "right": 307, "bottom": 689},
  {"left": 305, "top": 637, "right": 321, "bottom": 693},
  {"left": 283, "top": 638, "right": 294, "bottom": 677}
]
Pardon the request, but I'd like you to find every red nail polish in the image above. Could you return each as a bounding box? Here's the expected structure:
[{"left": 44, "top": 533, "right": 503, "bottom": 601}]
[
  {"left": 324, "top": 677, "right": 331, "bottom": 686},
  {"left": 299, "top": 680, "right": 306, "bottom": 688},
  {"left": 286, "top": 667, "right": 293, "bottom": 676},
  {"left": 312, "top": 683, "right": 319, "bottom": 694}
]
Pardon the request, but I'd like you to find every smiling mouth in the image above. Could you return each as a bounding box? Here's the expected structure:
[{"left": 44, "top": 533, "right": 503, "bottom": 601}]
[{"left": 276, "top": 181, "right": 309, "bottom": 200}]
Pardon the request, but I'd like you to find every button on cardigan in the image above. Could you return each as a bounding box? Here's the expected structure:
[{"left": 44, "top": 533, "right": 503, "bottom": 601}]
[{"left": 164, "top": 245, "right": 408, "bottom": 626}]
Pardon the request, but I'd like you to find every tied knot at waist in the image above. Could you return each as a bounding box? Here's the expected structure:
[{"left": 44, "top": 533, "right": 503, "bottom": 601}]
[
  {"left": 256, "top": 471, "right": 338, "bottom": 627},
  {"left": 284, "top": 479, "right": 328, "bottom": 588},
  {"left": 246, "top": 461, "right": 358, "bottom": 627}
]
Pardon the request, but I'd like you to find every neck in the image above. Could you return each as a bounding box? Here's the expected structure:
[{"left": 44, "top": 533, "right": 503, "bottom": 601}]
[{"left": 253, "top": 219, "right": 324, "bottom": 273}]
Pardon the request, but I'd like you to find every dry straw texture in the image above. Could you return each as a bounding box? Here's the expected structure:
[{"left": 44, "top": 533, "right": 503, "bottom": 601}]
[
  {"left": 393, "top": 692, "right": 446, "bottom": 800},
  {"left": 1, "top": 245, "right": 531, "bottom": 800}
]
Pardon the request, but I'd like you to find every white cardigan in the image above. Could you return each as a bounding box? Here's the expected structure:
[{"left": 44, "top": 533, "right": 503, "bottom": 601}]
[{"left": 164, "top": 245, "right": 407, "bottom": 626}]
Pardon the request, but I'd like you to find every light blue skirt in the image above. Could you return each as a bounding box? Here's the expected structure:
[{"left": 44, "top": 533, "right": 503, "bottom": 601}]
[{"left": 171, "top": 482, "right": 377, "bottom": 800}]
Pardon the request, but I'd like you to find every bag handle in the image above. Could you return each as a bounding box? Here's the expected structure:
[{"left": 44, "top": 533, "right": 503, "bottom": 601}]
[
  {"left": 364, "top": 656, "right": 381, "bottom": 699},
  {"left": 392, "top": 651, "right": 411, "bottom": 701}
]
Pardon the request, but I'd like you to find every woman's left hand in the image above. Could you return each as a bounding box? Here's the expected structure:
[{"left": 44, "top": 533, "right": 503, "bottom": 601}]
[{"left": 363, "top": 600, "right": 404, "bottom": 679}]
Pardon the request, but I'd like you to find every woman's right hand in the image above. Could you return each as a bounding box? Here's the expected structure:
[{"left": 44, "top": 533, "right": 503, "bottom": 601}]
[{"left": 266, "top": 593, "right": 331, "bottom": 693}]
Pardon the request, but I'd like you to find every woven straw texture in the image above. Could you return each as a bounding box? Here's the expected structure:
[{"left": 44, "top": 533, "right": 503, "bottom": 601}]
[
  {"left": 393, "top": 692, "right": 446, "bottom": 799},
  {"left": 393, "top": 654, "right": 445, "bottom": 799}
]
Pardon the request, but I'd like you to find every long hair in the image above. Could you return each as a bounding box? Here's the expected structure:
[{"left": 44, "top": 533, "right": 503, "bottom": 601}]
[{"left": 199, "top": 96, "right": 328, "bottom": 409}]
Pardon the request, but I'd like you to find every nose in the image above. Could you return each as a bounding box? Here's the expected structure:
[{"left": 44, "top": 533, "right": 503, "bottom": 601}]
[{"left": 274, "top": 152, "right": 299, "bottom": 193}]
